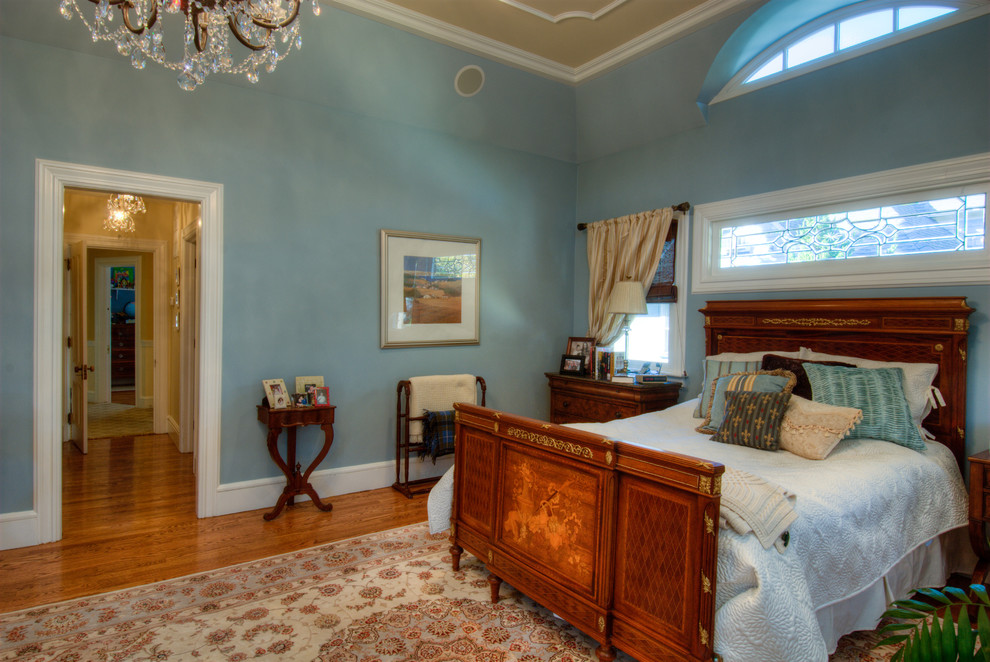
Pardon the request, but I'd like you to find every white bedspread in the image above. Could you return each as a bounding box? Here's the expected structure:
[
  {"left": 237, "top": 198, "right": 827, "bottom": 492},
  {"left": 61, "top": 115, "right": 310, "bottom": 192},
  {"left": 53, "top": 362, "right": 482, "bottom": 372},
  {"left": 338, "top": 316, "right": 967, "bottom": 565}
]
[{"left": 429, "top": 400, "right": 969, "bottom": 662}]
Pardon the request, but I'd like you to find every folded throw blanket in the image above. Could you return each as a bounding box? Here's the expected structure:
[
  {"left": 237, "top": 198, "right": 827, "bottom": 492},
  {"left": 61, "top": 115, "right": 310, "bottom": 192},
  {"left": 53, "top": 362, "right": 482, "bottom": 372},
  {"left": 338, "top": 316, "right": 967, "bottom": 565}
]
[
  {"left": 719, "top": 467, "right": 797, "bottom": 553},
  {"left": 420, "top": 409, "right": 456, "bottom": 463}
]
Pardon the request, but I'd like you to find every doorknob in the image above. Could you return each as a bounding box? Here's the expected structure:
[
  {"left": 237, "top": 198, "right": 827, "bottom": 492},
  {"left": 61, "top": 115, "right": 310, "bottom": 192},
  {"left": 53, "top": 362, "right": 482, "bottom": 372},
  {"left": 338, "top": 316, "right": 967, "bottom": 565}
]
[{"left": 74, "top": 365, "right": 94, "bottom": 380}]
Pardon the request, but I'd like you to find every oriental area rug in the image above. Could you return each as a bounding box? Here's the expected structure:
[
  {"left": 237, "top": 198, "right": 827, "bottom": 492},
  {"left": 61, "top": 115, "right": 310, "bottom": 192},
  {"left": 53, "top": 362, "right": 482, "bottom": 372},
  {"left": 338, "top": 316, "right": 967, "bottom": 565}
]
[{"left": 0, "top": 522, "right": 896, "bottom": 661}]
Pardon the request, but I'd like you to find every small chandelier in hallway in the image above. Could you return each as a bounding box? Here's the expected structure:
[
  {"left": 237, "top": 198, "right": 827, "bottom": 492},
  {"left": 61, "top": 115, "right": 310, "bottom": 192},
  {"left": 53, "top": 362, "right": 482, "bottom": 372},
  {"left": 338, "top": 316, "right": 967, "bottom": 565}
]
[
  {"left": 59, "top": 0, "right": 321, "bottom": 91},
  {"left": 104, "top": 194, "right": 146, "bottom": 234}
]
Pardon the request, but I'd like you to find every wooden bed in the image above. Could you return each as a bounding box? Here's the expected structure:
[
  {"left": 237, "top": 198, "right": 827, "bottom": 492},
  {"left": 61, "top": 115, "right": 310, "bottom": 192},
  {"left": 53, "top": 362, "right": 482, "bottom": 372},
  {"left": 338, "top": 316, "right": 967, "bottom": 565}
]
[{"left": 448, "top": 297, "right": 973, "bottom": 662}]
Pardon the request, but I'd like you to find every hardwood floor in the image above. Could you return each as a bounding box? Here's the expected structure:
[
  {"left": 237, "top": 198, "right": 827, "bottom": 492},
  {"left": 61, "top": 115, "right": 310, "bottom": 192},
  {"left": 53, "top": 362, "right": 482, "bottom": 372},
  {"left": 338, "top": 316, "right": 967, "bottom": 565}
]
[{"left": 0, "top": 434, "right": 429, "bottom": 614}]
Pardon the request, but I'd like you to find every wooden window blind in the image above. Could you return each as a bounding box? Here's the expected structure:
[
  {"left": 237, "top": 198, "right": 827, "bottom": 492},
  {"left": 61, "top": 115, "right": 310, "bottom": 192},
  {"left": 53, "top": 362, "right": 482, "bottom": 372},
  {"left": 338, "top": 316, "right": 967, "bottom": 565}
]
[{"left": 646, "top": 219, "right": 677, "bottom": 303}]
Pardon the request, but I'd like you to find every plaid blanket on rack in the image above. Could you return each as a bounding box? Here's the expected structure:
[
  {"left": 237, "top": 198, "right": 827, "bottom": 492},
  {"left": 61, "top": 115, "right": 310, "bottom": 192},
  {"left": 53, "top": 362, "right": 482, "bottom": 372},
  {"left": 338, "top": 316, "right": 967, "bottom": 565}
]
[{"left": 420, "top": 409, "right": 456, "bottom": 462}]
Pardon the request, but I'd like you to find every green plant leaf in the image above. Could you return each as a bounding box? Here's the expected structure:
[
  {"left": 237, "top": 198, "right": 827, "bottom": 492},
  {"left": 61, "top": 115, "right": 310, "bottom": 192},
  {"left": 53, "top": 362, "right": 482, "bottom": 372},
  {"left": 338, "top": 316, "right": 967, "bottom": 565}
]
[
  {"left": 881, "top": 623, "right": 921, "bottom": 634},
  {"left": 977, "top": 605, "right": 990, "bottom": 653},
  {"left": 918, "top": 620, "right": 933, "bottom": 662},
  {"left": 958, "top": 605, "right": 975, "bottom": 662},
  {"left": 918, "top": 587, "right": 954, "bottom": 605},
  {"left": 887, "top": 608, "right": 933, "bottom": 620},
  {"left": 877, "top": 634, "right": 912, "bottom": 647},
  {"left": 945, "top": 587, "right": 971, "bottom": 602},
  {"left": 972, "top": 584, "right": 990, "bottom": 606},
  {"left": 940, "top": 608, "right": 958, "bottom": 661}
]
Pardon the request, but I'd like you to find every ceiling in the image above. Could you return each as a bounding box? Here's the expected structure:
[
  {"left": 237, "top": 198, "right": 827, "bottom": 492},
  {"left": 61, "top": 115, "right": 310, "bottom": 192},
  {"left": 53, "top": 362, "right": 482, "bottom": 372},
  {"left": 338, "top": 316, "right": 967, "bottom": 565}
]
[{"left": 331, "top": 0, "right": 759, "bottom": 83}]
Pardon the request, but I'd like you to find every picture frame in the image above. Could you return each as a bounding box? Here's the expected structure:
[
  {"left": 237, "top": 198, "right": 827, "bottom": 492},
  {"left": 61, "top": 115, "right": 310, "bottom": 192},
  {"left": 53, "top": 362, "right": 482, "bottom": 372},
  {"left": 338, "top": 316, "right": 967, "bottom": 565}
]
[
  {"left": 292, "top": 392, "right": 311, "bottom": 407},
  {"left": 312, "top": 386, "right": 331, "bottom": 407},
  {"left": 295, "top": 376, "right": 324, "bottom": 395},
  {"left": 559, "top": 354, "right": 585, "bottom": 376},
  {"left": 380, "top": 229, "right": 481, "bottom": 348},
  {"left": 565, "top": 336, "right": 596, "bottom": 375},
  {"left": 262, "top": 378, "right": 291, "bottom": 409}
]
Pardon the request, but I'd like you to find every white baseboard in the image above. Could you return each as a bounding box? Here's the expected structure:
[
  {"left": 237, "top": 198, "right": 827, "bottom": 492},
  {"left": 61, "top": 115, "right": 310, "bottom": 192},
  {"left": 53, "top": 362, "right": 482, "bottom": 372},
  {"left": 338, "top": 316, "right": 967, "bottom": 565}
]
[
  {"left": 0, "top": 510, "right": 40, "bottom": 551},
  {"left": 213, "top": 455, "right": 454, "bottom": 517},
  {"left": 166, "top": 415, "right": 181, "bottom": 451}
]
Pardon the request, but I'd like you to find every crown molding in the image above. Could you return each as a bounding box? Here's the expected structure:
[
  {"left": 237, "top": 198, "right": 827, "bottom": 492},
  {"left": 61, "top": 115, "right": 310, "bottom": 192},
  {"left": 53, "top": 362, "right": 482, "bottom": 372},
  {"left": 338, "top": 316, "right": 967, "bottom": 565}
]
[{"left": 327, "top": 0, "right": 758, "bottom": 85}]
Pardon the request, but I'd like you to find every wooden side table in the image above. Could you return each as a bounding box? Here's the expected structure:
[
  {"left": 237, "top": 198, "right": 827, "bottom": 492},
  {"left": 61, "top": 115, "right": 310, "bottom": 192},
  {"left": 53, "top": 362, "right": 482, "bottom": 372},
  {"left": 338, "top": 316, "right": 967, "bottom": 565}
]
[
  {"left": 969, "top": 450, "right": 990, "bottom": 585},
  {"left": 257, "top": 402, "right": 336, "bottom": 521},
  {"left": 545, "top": 372, "right": 681, "bottom": 424}
]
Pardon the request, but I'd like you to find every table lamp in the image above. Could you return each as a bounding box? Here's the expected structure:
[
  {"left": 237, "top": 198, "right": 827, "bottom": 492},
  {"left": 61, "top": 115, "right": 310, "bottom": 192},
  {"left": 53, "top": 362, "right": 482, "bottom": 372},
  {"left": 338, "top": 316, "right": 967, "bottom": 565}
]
[{"left": 605, "top": 280, "right": 648, "bottom": 375}]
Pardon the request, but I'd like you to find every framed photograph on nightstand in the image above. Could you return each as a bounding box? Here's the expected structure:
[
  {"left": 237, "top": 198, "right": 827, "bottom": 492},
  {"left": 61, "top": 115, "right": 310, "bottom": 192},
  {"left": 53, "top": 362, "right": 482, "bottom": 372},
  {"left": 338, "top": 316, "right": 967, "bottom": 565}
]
[
  {"left": 560, "top": 354, "right": 585, "bottom": 376},
  {"left": 565, "top": 336, "right": 595, "bottom": 375}
]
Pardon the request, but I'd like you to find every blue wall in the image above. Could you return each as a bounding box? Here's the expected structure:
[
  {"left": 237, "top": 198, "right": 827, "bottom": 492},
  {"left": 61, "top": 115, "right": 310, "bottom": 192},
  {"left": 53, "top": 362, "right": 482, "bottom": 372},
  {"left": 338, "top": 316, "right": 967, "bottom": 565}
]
[
  {"left": 1, "top": 2, "right": 987, "bottom": 518},
  {"left": 574, "top": 15, "right": 990, "bottom": 457},
  {"left": 0, "top": 4, "right": 577, "bottom": 511}
]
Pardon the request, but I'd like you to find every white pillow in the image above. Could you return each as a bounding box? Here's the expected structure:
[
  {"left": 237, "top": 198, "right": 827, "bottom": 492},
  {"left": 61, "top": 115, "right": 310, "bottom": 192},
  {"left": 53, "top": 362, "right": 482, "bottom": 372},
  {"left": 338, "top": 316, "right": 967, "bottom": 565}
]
[{"left": 798, "top": 347, "right": 938, "bottom": 426}]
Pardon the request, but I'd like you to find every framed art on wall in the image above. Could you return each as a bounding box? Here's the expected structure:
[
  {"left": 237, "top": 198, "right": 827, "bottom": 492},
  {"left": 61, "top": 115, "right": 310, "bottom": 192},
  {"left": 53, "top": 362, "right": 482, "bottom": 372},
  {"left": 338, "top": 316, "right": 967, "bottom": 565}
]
[{"left": 380, "top": 229, "right": 481, "bottom": 348}]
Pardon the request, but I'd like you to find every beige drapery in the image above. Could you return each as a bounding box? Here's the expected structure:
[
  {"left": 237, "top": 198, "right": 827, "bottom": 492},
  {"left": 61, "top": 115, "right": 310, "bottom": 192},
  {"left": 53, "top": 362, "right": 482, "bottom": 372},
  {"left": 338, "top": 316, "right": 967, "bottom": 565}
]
[{"left": 586, "top": 208, "right": 673, "bottom": 346}]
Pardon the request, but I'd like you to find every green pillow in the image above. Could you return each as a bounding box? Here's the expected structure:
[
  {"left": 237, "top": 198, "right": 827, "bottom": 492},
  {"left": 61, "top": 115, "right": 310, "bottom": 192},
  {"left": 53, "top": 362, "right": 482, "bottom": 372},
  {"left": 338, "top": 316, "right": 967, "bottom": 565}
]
[
  {"left": 696, "top": 370, "right": 797, "bottom": 434},
  {"left": 712, "top": 390, "right": 792, "bottom": 451},
  {"left": 802, "top": 364, "right": 925, "bottom": 452}
]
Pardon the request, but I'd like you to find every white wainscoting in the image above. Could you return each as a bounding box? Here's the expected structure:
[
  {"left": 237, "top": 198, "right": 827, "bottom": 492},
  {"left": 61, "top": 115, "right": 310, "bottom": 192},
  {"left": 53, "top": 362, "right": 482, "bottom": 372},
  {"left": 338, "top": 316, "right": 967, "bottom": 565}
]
[{"left": 213, "top": 456, "right": 454, "bottom": 517}]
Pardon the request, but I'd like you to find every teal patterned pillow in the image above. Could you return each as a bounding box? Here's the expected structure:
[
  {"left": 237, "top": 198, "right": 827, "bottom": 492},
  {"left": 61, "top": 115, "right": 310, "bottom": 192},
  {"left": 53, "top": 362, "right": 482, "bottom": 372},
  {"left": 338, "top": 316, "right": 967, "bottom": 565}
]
[
  {"left": 712, "top": 390, "right": 792, "bottom": 451},
  {"left": 802, "top": 364, "right": 925, "bottom": 452},
  {"left": 693, "top": 359, "right": 763, "bottom": 418}
]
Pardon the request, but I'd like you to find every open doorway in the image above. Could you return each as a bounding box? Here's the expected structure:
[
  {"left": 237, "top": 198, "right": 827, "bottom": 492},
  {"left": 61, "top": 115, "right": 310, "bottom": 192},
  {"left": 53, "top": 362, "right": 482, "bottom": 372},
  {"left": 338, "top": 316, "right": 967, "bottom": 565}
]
[{"left": 36, "top": 160, "right": 224, "bottom": 545}]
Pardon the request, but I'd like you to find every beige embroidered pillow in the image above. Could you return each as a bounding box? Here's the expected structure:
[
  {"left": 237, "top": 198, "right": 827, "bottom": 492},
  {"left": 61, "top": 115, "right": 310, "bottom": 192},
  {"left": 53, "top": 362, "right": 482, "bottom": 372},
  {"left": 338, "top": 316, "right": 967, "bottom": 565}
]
[{"left": 779, "top": 395, "right": 863, "bottom": 460}]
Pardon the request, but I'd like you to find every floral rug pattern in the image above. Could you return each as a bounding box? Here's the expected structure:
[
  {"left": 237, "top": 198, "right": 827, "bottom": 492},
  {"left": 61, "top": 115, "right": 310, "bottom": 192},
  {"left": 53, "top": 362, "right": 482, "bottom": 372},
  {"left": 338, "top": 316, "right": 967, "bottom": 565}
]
[{"left": 1, "top": 522, "right": 896, "bottom": 661}]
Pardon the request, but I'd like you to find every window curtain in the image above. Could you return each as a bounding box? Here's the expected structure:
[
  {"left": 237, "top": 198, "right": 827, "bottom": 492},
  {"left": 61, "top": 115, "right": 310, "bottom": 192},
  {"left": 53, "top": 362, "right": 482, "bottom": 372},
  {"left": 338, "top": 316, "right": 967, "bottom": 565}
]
[{"left": 586, "top": 208, "right": 673, "bottom": 346}]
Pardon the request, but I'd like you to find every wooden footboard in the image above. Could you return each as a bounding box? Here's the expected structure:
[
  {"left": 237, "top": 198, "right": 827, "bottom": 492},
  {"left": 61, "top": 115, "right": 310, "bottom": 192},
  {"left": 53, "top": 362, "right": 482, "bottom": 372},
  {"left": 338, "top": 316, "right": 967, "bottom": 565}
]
[{"left": 450, "top": 402, "right": 724, "bottom": 662}]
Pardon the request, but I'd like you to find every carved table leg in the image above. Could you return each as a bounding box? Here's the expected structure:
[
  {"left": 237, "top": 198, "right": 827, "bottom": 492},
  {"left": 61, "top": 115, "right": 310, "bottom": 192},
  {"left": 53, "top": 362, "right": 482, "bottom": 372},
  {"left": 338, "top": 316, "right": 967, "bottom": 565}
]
[
  {"left": 488, "top": 573, "right": 502, "bottom": 604},
  {"left": 595, "top": 644, "right": 617, "bottom": 662},
  {"left": 450, "top": 543, "right": 463, "bottom": 571}
]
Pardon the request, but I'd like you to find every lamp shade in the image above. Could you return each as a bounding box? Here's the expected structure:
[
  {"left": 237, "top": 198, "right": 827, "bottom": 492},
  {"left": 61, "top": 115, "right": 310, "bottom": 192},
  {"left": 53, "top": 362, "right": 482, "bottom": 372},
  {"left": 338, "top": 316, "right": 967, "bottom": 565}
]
[{"left": 606, "top": 280, "right": 648, "bottom": 315}]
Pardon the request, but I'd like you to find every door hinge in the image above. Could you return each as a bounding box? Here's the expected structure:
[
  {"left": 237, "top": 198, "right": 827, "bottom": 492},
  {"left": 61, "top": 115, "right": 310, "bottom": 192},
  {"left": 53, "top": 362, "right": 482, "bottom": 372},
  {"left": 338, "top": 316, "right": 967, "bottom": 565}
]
[
  {"left": 67, "top": 412, "right": 72, "bottom": 425},
  {"left": 67, "top": 336, "right": 72, "bottom": 348},
  {"left": 65, "top": 258, "right": 71, "bottom": 270}
]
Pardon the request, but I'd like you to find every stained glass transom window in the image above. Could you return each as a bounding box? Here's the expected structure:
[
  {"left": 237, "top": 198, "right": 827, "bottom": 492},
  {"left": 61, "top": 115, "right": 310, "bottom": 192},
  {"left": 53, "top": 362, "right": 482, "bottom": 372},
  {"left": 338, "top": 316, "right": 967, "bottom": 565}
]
[
  {"left": 719, "top": 194, "right": 986, "bottom": 268},
  {"left": 744, "top": 4, "right": 958, "bottom": 85}
]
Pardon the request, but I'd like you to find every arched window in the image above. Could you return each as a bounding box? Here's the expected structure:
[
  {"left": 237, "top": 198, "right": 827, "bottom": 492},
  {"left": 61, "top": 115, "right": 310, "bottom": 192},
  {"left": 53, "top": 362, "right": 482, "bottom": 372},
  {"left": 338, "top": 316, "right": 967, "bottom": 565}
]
[{"left": 713, "top": 1, "right": 986, "bottom": 103}]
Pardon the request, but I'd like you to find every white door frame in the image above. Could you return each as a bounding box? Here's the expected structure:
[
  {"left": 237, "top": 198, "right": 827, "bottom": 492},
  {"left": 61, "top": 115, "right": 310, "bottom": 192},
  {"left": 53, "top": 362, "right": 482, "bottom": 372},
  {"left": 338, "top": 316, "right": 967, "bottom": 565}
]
[
  {"left": 35, "top": 159, "right": 224, "bottom": 544},
  {"left": 94, "top": 256, "right": 143, "bottom": 404}
]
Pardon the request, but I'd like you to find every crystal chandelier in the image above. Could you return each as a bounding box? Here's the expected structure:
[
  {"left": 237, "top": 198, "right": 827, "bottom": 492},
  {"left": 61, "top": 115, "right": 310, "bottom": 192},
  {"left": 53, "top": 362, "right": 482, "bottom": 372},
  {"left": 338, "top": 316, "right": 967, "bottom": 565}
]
[
  {"left": 59, "top": 0, "right": 321, "bottom": 91},
  {"left": 104, "top": 194, "right": 147, "bottom": 233}
]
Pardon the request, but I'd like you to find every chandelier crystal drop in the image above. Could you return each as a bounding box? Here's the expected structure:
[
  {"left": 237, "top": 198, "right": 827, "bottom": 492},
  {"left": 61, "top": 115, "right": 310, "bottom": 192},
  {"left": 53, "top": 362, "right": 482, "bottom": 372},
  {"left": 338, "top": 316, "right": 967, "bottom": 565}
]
[
  {"left": 104, "top": 194, "right": 147, "bottom": 233},
  {"left": 60, "top": 0, "right": 321, "bottom": 90}
]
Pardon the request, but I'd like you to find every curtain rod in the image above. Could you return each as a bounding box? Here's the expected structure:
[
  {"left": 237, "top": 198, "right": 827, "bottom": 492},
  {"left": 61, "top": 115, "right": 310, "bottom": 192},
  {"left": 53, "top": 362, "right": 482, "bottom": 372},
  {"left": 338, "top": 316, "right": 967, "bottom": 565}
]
[{"left": 576, "top": 202, "right": 690, "bottom": 231}]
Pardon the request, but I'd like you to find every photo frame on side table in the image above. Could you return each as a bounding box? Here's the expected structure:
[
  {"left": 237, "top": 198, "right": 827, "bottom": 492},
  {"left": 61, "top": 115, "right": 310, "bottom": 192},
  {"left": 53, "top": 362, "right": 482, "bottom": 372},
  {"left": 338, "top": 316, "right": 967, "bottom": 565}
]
[
  {"left": 295, "top": 376, "right": 324, "bottom": 395},
  {"left": 262, "top": 379, "right": 291, "bottom": 409},
  {"left": 565, "top": 336, "right": 595, "bottom": 375},
  {"left": 560, "top": 354, "right": 585, "bottom": 376},
  {"left": 312, "top": 386, "right": 331, "bottom": 407},
  {"left": 292, "top": 392, "right": 311, "bottom": 407},
  {"left": 380, "top": 229, "right": 481, "bottom": 348}
]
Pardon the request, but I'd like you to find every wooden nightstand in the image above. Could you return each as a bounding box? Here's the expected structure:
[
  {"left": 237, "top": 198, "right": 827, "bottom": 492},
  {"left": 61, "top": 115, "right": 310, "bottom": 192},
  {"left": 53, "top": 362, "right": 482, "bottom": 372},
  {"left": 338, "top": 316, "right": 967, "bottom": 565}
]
[
  {"left": 545, "top": 372, "right": 681, "bottom": 424},
  {"left": 969, "top": 450, "right": 990, "bottom": 585}
]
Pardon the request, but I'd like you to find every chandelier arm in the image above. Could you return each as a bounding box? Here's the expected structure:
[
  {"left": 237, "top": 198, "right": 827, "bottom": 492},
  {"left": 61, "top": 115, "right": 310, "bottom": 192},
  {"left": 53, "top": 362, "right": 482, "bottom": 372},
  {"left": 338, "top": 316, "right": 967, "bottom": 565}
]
[
  {"left": 251, "top": 0, "right": 301, "bottom": 30},
  {"left": 191, "top": 7, "right": 212, "bottom": 53},
  {"left": 227, "top": 16, "right": 271, "bottom": 51},
  {"left": 85, "top": 0, "right": 132, "bottom": 6},
  {"left": 120, "top": 1, "right": 158, "bottom": 35}
]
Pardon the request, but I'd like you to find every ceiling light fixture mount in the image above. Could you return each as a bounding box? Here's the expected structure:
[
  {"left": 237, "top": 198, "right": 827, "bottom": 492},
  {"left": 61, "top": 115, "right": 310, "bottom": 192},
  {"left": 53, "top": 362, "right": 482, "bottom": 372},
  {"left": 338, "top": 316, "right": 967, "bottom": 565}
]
[
  {"left": 60, "top": 0, "right": 321, "bottom": 90},
  {"left": 104, "top": 193, "right": 147, "bottom": 234}
]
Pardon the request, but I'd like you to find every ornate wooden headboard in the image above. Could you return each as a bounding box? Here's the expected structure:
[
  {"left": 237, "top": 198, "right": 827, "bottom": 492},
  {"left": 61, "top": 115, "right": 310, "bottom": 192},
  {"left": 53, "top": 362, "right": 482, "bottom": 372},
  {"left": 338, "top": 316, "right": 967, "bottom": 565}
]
[{"left": 700, "top": 297, "right": 973, "bottom": 468}]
